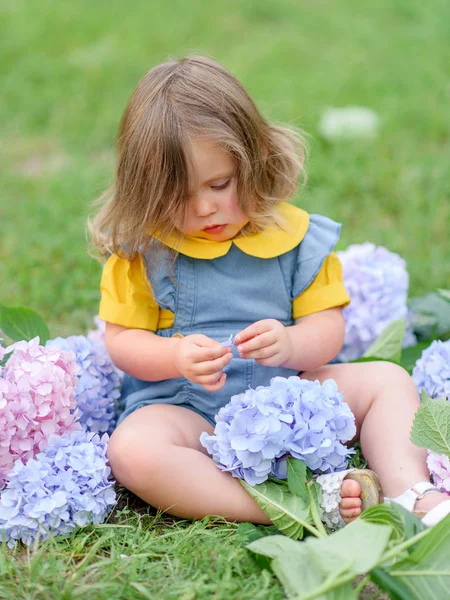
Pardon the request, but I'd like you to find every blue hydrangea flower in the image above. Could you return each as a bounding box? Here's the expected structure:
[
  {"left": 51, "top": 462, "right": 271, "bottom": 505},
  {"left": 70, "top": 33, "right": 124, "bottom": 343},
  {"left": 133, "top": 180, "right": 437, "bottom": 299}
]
[
  {"left": 0, "top": 431, "right": 116, "bottom": 547},
  {"left": 47, "top": 336, "right": 121, "bottom": 435},
  {"left": 336, "top": 243, "right": 416, "bottom": 362},
  {"left": 200, "top": 376, "right": 356, "bottom": 485},
  {"left": 412, "top": 340, "right": 450, "bottom": 400}
]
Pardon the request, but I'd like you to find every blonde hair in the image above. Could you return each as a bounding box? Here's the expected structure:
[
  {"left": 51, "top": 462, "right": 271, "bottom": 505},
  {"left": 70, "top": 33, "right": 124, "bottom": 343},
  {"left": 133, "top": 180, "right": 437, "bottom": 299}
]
[{"left": 89, "top": 55, "right": 306, "bottom": 259}]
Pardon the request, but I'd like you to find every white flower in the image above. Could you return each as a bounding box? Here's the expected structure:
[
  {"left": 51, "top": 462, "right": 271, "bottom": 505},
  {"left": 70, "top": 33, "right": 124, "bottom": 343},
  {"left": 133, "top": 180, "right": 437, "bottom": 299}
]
[{"left": 318, "top": 107, "right": 380, "bottom": 141}]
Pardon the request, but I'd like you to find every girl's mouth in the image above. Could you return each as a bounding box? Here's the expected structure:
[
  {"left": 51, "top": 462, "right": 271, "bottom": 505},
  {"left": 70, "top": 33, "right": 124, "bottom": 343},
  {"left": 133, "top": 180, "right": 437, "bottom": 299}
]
[{"left": 202, "top": 224, "right": 226, "bottom": 234}]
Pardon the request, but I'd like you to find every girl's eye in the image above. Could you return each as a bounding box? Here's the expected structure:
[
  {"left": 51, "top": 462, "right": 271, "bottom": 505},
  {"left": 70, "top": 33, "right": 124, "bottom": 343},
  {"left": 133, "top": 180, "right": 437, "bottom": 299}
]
[{"left": 211, "top": 179, "right": 231, "bottom": 191}]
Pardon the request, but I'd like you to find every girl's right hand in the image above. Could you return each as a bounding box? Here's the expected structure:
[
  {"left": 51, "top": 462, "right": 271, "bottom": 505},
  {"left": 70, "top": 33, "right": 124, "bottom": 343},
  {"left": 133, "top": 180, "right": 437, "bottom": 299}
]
[{"left": 174, "top": 334, "right": 233, "bottom": 392}]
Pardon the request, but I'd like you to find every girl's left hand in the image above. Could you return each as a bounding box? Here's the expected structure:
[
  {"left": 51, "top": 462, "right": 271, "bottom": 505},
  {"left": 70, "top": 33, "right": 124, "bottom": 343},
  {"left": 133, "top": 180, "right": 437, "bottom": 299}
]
[{"left": 234, "top": 319, "right": 293, "bottom": 367}]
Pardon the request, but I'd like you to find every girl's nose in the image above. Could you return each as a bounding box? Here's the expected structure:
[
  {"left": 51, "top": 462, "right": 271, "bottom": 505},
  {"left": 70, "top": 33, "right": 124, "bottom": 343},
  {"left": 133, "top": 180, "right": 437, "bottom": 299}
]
[{"left": 194, "top": 192, "right": 217, "bottom": 218}]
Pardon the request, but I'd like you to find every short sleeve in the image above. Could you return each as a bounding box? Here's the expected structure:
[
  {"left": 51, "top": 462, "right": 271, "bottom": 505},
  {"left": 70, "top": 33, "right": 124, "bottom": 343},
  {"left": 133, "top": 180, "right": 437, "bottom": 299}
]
[
  {"left": 293, "top": 253, "right": 350, "bottom": 319},
  {"left": 98, "top": 253, "right": 160, "bottom": 330}
]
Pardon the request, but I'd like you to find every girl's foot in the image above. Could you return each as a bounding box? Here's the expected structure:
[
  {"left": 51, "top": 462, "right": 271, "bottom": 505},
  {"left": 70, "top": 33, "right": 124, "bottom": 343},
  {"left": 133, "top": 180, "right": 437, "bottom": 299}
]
[
  {"left": 317, "top": 469, "right": 383, "bottom": 528},
  {"left": 340, "top": 479, "right": 450, "bottom": 525}
]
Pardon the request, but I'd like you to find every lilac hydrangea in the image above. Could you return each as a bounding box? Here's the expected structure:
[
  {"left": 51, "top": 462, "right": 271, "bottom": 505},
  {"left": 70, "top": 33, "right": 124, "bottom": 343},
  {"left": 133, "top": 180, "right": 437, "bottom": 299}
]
[
  {"left": 87, "top": 316, "right": 107, "bottom": 346},
  {"left": 412, "top": 340, "right": 450, "bottom": 401},
  {"left": 427, "top": 451, "right": 450, "bottom": 494},
  {"left": 47, "top": 336, "right": 121, "bottom": 435},
  {"left": 0, "top": 431, "right": 116, "bottom": 547},
  {"left": 336, "top": 243, "right": 416, "bottom": 362},
  {"left": 200, "top": 376, "right": 356, "bottom": 485},
  {"left": 0, "top": 338, "right": 80, "bottom": 488}
]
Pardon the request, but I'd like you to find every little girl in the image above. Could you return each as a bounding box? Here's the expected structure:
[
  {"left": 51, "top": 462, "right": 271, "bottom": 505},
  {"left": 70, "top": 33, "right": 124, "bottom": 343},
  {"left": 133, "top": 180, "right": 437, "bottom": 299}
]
[{"left": 91, "top": 55, "right": 450, "bottom": 527}]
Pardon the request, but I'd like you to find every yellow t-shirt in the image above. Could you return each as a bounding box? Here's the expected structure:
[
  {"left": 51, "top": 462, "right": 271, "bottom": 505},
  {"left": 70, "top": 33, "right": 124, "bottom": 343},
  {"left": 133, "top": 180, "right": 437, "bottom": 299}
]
[{"left": 99, "top": 203, "right": 350, "bottom": 330}]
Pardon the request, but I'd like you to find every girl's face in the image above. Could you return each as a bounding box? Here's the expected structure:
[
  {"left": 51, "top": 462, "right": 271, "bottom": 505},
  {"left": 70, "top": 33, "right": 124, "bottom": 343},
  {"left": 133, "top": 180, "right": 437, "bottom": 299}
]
[{"left": 180, "top": 139, "right": 249, "bottom": 241}]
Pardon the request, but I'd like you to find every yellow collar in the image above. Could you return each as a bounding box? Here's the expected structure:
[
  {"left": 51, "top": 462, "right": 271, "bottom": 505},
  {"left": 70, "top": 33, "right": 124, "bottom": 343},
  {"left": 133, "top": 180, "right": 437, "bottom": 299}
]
[{"left": 154, "top": 203, "right": 310, "bottom": 260}]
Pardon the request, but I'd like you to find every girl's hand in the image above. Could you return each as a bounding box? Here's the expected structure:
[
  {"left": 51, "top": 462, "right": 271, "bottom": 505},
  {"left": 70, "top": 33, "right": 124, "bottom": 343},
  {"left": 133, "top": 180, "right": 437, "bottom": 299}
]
[
  {"left": 174, "top": 334, "right": 233, "bottom": 392},
  {"left": 234, "top": 319, "right": 293, "bottom": 367}
]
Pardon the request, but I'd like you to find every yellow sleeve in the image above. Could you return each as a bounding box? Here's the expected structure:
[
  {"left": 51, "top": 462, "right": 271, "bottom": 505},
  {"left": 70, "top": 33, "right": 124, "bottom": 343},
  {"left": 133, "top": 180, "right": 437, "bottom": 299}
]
[
  {"left": 292, "top": 253, "right": 350, "bottom": 319},
  {"left": 98, "top": 253, "right": 160, "bottom": 330}
]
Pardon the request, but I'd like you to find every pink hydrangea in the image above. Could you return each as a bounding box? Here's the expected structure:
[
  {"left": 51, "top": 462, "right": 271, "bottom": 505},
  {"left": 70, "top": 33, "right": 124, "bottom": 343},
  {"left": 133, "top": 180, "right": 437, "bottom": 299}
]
[
  {"left": 0, "top": 337, "right": 80, "bottom": 488},
  {"left": 427, "top": 451, "right": 450, "bottom": 494}
]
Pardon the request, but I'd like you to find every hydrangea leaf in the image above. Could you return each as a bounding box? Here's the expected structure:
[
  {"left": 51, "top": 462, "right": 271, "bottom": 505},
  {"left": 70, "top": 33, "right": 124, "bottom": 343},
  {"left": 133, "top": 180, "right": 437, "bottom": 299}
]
[
  {"left": 437, "top": 289, "right": 450, "bottom": 303},
  {"left": 361, "top": 503, "right": 426, "bottom": 546},
  {"left": 247, "top": 535, "right": 357, "bottom": 599},
  {"left": 409, "top": 292, "right": 450, "bottom": 338},
  {"left": 362, "top": 318, "right": 406, "bottom": 363},
  {"left": 410, "top": 393, "right": 450, "bottom": 456},
  {"left": 371, "top": 514, "right": 450, "bottom": 600},
  {"left": 0, "top": 304, "right": 49, "bottom": 344},
  {"left": 286, "top": 457, "right": 309, "bottom": 503},
  {"left": 305, "top": 519, "right": 392, "bottom": 576},
  {"left": 240, "top": 480, "right": 310, "bottom": 540},
  {"left": 248, "top": 520, "right": 390, "bottom": 599}
]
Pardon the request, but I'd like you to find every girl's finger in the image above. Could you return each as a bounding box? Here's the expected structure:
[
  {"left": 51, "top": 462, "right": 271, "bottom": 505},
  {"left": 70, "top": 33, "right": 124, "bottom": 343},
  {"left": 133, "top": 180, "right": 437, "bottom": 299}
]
[
  {"left": 234, "top": 320, "right": 273, "bottom": 345},
  {"left": 193, "top": 344, "right": 232, "bottom": 362},
  {"left": 195, "top": 352, "right": 233, "bottom": 375},
  {"left": 240, "top": 345, "right": 278, "bottom": 361},
  {"left": 202, "top": 372, "right": 227, "bottom": 392},
  {"left": 237, "top": 331, "right": 275, "bottom": 355}
]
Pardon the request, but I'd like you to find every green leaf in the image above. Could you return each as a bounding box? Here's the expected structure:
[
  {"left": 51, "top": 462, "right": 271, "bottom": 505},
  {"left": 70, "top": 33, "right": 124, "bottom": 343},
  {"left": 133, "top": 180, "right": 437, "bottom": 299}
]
[
  {"left": 399, "top": 339, "right": 437, "bottom": 374},
  {"left": 0, "top": 304, "right": 49, "bottom": 344},
  {"left": 247, "top": 533, "right": 304, "bottom": 559},
  {"left": 361, "top": 503, "right": 426, "bottom": 548},
  {"left": 248, "top": 536, "right": 357, "bottom": 599},
  {"left": 362, "top": 318, "right": 406, "bottom": 363},
  {"left": 287, "top": 457, "right": 309, "bottom": 503},
  {"left": 370, "top": 568, "right": 412, "bottom": 600},
  {"left": 249, "top": 520, "right": 391, "bottom": 600},
  {"left": 410, "top": 393, "right": 450, "bottom": 456},
  {"left": 305, "top": 519, "right": 392, "bottom": 576},
  {"left": 437, "top": 289, "right": 450, "bottom": 303},
  {"left": 409, "top": 292, "right": 450, "bottom": 339},
  {"left": 373, "top": 514, "right": 450, "bottom": 600},
  {"left": 240, "top": 480, "right": 313, "bottom": 540}
]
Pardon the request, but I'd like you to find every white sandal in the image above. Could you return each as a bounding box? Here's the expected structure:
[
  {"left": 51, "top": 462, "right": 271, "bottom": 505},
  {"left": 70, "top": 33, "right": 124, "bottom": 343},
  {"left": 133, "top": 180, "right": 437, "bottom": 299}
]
[
  {"left": 386, "top": 482, "right": 450, "bottom": 527},
  {"left": 316, "top": 468, "right": 383, "bottom": 529}
]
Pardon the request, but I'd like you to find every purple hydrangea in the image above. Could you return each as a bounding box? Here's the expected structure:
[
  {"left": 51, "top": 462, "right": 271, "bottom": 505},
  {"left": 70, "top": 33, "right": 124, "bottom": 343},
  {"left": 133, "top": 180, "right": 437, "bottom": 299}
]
[
  {"left": 0, "top": 431, "right": 116, "bottom": 547},
  {"left": 200, "top": 376, "right": 356, "bottom": 485},
  {"left": 336, "top": 243, "right": 416, "bottom": 362},
  {"left": 47, "top": 336, "right": 121, "bottom": 435},
  {"left": 412, "top": 340, "right": 450, "bottom": 400},
  {"left": 427, "top": 451, "right": 450, "bottom": 494},
  {"left": 87, "top": 316, "right": 107, "bottom": 346}
]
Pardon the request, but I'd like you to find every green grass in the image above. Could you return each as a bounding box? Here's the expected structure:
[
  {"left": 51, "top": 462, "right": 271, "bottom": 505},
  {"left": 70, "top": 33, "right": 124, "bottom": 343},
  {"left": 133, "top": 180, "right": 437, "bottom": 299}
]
[
  {"left": 0, "top": 503, "right": 284, "bottom": 600},
  {"left": 0, "top": 0, "right": 448, "bottom": 597}
]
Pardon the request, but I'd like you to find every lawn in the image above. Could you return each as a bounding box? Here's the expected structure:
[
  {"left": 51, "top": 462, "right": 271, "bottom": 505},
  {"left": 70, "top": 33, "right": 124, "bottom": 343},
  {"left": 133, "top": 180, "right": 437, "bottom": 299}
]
[{"left": 0, "top": 0, "right": 449, "bottom": 598}]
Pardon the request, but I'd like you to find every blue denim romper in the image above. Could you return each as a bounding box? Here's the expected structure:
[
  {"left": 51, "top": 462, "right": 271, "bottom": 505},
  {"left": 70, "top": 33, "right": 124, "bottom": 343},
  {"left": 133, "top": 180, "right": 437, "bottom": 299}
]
[{"left": 117, "top": 215, "right": 341, "bottom": 426}]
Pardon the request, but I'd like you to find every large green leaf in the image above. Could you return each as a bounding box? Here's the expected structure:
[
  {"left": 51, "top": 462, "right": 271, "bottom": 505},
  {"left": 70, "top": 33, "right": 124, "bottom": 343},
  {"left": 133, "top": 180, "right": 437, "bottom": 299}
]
[
  {"left": 247, "top": 519, "right": 391, "bottom": 600},
  {"left": 372, "top": 514, "right": 450, "bottom": 600},
  {"left": 271, "top": 551, "right": 358, "bottom": 600},
  {"left": 361, "top": 503, "right": 426, "bottom": 553},
  {"left": 287, "top": 457, "right": 309, "bottom": 504},
  {"left": 305, "top": 519, "right": 392, "bottom": 576},
  {"left": 409, "top": 292, "right": 450, "bottom": 339},
  {"left": 362, "top": 318, "right": 406, "bottom": 362},
  {"left": 248, "top": 535, "right": 357, "bottom": 599},
  {"left": 240, "top": 480, "right": 313, "bottom": 540},
  {"left": 410, "top": 393, "right": 450, "bottom": 456},
  {"left": 0, "top": 304, "right": 49, "bottom": 344}
]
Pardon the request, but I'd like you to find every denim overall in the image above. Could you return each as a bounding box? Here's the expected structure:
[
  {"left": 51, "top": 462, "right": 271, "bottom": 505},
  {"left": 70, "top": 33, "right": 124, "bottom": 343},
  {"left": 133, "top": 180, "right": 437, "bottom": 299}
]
[{"left": 118, "top": 215, "right": 341, "bottom": 426}]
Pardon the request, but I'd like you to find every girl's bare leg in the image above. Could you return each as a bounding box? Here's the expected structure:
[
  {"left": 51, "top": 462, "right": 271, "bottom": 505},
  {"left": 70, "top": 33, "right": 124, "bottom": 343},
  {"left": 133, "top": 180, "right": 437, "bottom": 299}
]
[
  {"left": 107, "top": 404, "right": 271, "bottom": 523},
  {"left": 301, "top": 361, "right": 449, "bottom": 522}
]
